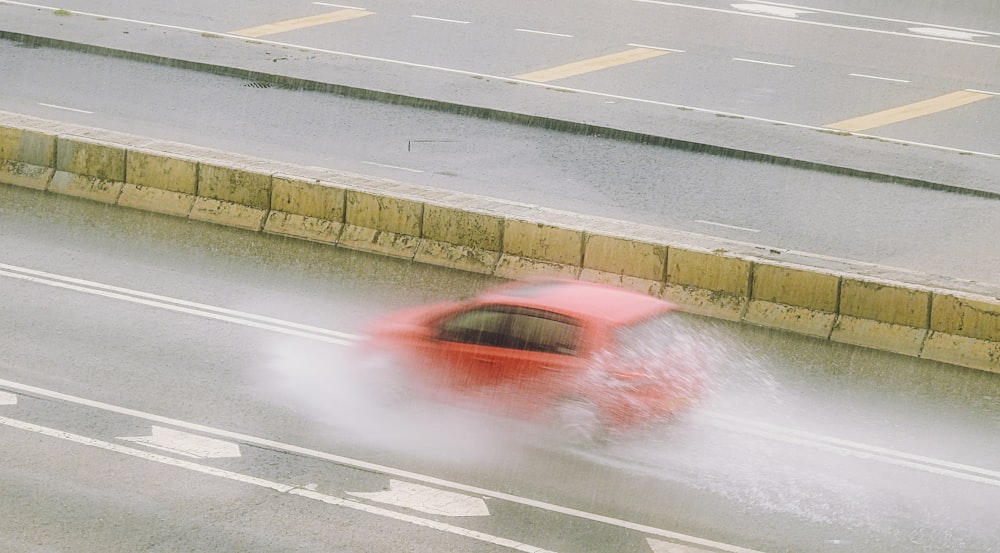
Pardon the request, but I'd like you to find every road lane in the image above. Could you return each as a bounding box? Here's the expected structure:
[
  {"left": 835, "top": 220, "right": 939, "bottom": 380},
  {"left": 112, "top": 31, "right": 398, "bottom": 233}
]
[{"left": 2, "top": 180, "right": 999, "bottom": 552}]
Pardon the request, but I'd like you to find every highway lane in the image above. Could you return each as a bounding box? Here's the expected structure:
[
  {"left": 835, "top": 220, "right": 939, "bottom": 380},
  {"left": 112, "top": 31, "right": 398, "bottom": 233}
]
[
  {"left": 3, "top": 183, "right": 1000, "bottom": 552},
  {"left": 2, "top": 0, "right": 998, "bottom": 156}
]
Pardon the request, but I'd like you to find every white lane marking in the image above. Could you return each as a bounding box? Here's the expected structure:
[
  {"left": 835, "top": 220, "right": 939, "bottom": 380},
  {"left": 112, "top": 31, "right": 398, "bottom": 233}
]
[
  {"left": 348, "top": 479, "right": 490, "bottom": 517},
  {"left": 118, "top": 425, "right": 242, "bottom": 458},
  {"left": 2, "top": 1, "right": 995, "bottom": 160},
  {"left": 848, "top": 73, "right": 910, "bottom": 83},
  {"left": 967, "top": 88, "right": 1000, "bottom": 96},
  {"left": 411, "top": 14, "right": 469, "bottom": 24},
  {"left": 732, "top": 57, "right": 794, "bottom": 68},
  {"left": 514, "top": 28, "right": 574, "bottom": 38},
  {"left": 360, "top": 160, "right": 424, "bottom": 173},
  {"left": 311, "top": 2, "right": 366, "bottom": 9},
  {"left": 750, "top": 0, "right": 1000, "bottom": 38},
  {"left": 0, "top": 416, "right": 555, "bottom": 553},
  {"left": 694, "top": 220, "right": 762, "bottom": 233},
  {"left": 0, "top": 391, "right": 17, "bottom": 405},
  {"left": 908, "top": 27, "right": 986, "bottom": 41},
  {"left": 730, "top": 3, "right": 811, "bottom": 18},
  {"left": 648, "top": 538, "right": 717, "bottom": 553},
  {"left": 0, "top": 263, "right": 355, "bottom": 345},
  {"left": 633, "top": 1, "right": 1000, "bottom": 49},
  {"left": 0, "top": 377, "right": 764, "bottom": 553},
  {"left": 701, "top": 412, "right": 1000, "bottom": 486},
  {"left": 38, "top": 102, "right": 94, "bottom": 114},
  {"left": 627, "top": 43, "right": 686, "bottom": 53}
]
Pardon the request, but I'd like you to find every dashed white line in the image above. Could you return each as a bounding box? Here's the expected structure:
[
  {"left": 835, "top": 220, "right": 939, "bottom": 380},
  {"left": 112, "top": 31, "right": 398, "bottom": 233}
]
[
  {"left": 360, "top": 161, "right": 424, "bottom": 173},
  {"left": 849, "top": 73, "right": 910, "bottom": 83},
  {"left": 311, "top": 1, "right": 366, "bottom": 9},
  {"left": 967, "top": 88, "right": 1000, "bottom": 96},
  {"left": 514, "top": 28, "right": 574, "bottom": 38},
  {"left": 694, "top": 220, "right": 762, "bottom": 233},
  {"left": 38, "top": 102, "right": 94, "bottom": 114},
  {"left": 732, "top": 57, "right": 795, "bottom": 68},
  {"left": 627, "top": 42, "right": 686, "bottom": 52},
  {"left": 411, "top": 14, "right": 469, "bottom": 24}
]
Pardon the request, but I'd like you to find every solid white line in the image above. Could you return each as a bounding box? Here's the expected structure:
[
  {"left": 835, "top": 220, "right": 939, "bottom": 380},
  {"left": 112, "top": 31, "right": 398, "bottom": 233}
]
[
  {"left": 732, "top": 57, "right": 794, "bottom": 68},
  {"left": 749, "top": 0, "right": 1000, "bottom": 37},
  {"left": 849, "top": 73, "right": 910, "bottom": 83},
  {"left": 514, "top": 28, "right": 574, "bottom": 38},
  {"left": 411, "top": 14, "right": 469, "bottom": 24},
  {"left": 2, "top": 1, "right": 995, "bottom": 160},
  {"left": 0, "top": 263, "right": 355, "bottom": 344},
  {"left": 632, "top": 0, "right": 1000, "bottom": 48},
  {"left": 360, "top": 161, "right": 424, "bottom": 173},
  {"left": 311, "top": 2, "right": 366, "bottom": 10},
  {"left": 694, "top": 220, "right": 762, "bottom": 233},
  {"left": 38, "top": 102, "right": 94, "bottom": 114},
  {"left": 627, "top": 43, "right": 686, "bottom": 52},
  {"left": 0, "top": 416, "right": 557, "bottom": 553},
  {"left": 0, "top": 377, "right": 765, "bottom": 553}
]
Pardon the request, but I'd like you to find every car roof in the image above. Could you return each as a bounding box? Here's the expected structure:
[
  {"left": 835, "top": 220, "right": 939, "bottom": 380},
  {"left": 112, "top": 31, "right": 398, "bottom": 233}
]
[{"left": 474, "top": 279, "right": 674, "bottom": 326}]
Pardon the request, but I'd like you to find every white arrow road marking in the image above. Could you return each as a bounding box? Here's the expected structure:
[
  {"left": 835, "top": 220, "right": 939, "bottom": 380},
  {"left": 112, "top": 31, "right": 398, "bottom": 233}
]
[
  {"left": 118, "top": 426, "right": 241, "bottom": 459},
  {"left": 0, "top": 391, "right": 17, "bottom": 405},
  {"left": 0, "top": 416, "right": 556, "bottom": 553},
  {"left": 908, "top": 27, "right": 986, "bottom": 41},
  {"left": 648, "top": 538, "right": 717, "bottom": 552},
  {"left": 348, "top": 479, "right": 490, "bottom": 517},
  {"left": 730, "top": 3, "right": 811, "bottom": 18}
]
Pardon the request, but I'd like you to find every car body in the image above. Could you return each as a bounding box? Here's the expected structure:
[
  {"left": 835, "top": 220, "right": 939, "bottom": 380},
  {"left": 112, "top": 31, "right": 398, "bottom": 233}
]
[{"left": 360, "top": 278, "right": 707, "bottom": 432}]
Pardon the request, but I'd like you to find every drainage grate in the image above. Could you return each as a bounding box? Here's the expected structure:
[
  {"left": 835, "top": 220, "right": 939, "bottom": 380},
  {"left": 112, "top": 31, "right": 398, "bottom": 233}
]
[{"left": 245, "top": 81, "right": 273, "bottom": 89}]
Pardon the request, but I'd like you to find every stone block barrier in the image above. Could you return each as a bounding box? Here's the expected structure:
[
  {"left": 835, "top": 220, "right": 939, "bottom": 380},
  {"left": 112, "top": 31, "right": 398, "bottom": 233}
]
[{"left": 1, "top": 111, "right": 997, "bottom": 374}]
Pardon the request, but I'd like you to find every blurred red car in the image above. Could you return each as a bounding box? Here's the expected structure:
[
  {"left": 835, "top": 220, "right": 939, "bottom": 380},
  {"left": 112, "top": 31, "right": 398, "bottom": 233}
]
[{"left": 360, "top": 279, "right": 706, "bottom": 437}]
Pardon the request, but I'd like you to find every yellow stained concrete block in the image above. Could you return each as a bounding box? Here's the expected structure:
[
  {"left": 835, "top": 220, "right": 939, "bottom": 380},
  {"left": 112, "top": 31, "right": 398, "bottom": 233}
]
[
  {"left": 921, "top": 332, "right": 1000, "bottom": 374},
  {"left": 48, "top": 171, "right": 123, "bottom": 204},
  {"left": 56, "top": 136, "right": 126, "bottom": 181},
  {"left": 583, "top": 234, "right": 667, "bottom": 282},
  {"left": 190, "top": 197, "right": 267, "bottom": 231},
  {"left": 271, "top": 175, "right": 345, "bottom": 222},
  {"left": 744, "top": 301, "right": 837, "bottom": 338},
  {"left": 414, "top": 239, "right": 501, "bottom": 275},
  {"left": 839, "top": 278, "right": 930, "bottom": 328},
  {"left": 126, "top": 149, "right": 198, "bottom": 195},
  {"left": 338, "top": 225, "right": 420, "bottom": 259},
  {"left": 117, "top": 183, "right": 195, "bottom": 217},
  {"left": 0, "top": 160, "right": 53, "bottom": 190},
  {"left": 0, "top": 126, "right": 56, "bottom": 167},
  {"left": 502, "top": 219, "right": 584, "bottom": 266},
  {"left": 494, "top": 254, "right": 581, "bottom": 281},
  {"left": 580, "top": 268, "right": 663, "bottom": 297},
  {"left": 752, "top": 263, "right": 840, "bottom": 312},
  {"left": 198, "top": 162, "right": 272, "bottom": 210},
  {"left": 423, "top": 203, "right": 503, "bottom": 251},
  {"left": 930, "top": 294, "right": 1000, "bottom": 342},
  {"left": 659, "top": 284, "right": 746, "bottom": 321},
  {"left": 345, "top": 190, "right": 422, "bottom": 236},
  {"left": 263, "top": 212, "right": 342, "bottom": 244},
  {"left": 831, "top": 316, "right": 928, "bottom": 357},
  {"left": 666, "top": 247, "right": 751, "bottom": 296}
]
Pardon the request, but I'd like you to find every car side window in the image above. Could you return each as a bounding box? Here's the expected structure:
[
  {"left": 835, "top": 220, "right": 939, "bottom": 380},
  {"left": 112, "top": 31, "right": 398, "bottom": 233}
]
[
  {"left": 436, "top": 308, "right": 509, "bottom": 348},
  {"left": 436, "top": 307, "right": 581, "bottom": 355}
]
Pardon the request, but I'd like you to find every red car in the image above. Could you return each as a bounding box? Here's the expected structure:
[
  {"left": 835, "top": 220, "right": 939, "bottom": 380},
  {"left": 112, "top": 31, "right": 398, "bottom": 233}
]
[{"left": 360, "top": 279, "right": 706, "bottom": 439}]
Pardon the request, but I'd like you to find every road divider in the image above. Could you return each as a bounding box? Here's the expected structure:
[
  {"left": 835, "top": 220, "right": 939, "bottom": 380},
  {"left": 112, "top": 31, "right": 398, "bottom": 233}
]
[{"left": 1, "top": 110, "right": 997, "bottom": 373}]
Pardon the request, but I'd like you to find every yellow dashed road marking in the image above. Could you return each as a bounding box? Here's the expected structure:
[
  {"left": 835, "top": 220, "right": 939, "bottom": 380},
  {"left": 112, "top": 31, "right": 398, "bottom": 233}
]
[
  {"left": 230, "top": 9, "right": 373, "bottom": 38},
  {"left": 824, "top": 90, "right": 993, "bottom": 132},
  {"left": 515, "top": 47, "right": 669, "bottom": 83}
]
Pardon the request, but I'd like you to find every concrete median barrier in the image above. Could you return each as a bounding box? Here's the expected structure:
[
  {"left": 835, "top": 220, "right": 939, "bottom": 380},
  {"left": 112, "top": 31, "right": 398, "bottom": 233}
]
[{"left": 0, "top": 111, "right": 997, "bottom": 374}]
